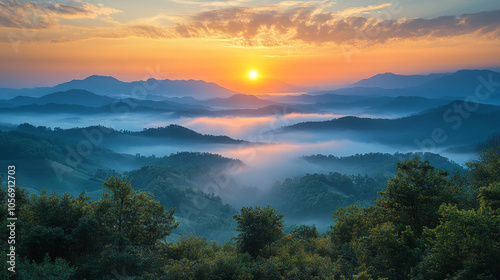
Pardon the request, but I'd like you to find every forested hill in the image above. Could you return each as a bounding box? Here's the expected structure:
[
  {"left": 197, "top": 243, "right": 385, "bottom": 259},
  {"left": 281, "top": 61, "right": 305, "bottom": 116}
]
[
  {"left": 2, "top": 146, "right": 499, "bottom": 279},
  {"left": 280, "top": 100, "right": 500, "bottom": 147},
  {"left": 14, "top": 123, "right": 246, "bottom": 146},
  {"left": 303, "top": 152, "right": 464, "bottom": 176},
  {"left": 0, "top": 129, "right": 244, "bottom": 195}
]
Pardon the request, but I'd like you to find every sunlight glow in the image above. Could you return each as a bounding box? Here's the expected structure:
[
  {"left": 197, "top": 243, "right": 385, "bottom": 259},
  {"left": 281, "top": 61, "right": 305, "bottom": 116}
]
[{"left": 249, "top": 70, "right": 258, "bottom": 79}]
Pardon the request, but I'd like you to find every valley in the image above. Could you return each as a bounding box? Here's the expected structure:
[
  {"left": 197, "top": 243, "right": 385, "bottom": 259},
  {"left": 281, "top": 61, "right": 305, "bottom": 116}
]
[{"left": 2, "top": 69, "right": 499, "bottom": 244}]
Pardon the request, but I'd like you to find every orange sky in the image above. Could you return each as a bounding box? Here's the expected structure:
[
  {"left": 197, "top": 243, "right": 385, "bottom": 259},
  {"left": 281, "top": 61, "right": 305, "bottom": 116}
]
[{"left": 1, "top": 1, "right": 500, "bottom": 91}]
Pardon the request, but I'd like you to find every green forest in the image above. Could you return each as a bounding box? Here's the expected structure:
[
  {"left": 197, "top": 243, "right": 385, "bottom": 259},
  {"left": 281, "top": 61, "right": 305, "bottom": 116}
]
[{"left": 1, "top": 144, "right": 500, "bottom": 279}]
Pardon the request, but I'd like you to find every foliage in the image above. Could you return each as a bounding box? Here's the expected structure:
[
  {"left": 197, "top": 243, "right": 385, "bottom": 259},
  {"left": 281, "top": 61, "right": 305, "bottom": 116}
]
[
  {"left": 13, "top": 177, "right": 178, "bottom": 279},
  {"left": 376, "top": 158, "right": 456, "bottom": 231},
  {"left": 155, "top": 151, "right": 244, "bottom": 172},
  {"left": 0, "top": 130, "right": 63, "bottom": 161},
  {"left": 303, "top": 152, "right": 464, "bottom": 177},
  {"left": 467, "top": 142, "right": 500, "bottom": 189},
  {"left": 6, "top": 143, "right": 500, "bottom": 280},
  {"left": 233, "top": 206, "right": 285, "bottom": 258},
  {"left": 290, "top": 224, "right": 320, "bottom": 240},
  {"left": 414, "top": 204, "right": 500, "bottom": 279},
  {"left": 99, "top": 177, "right": 179, "bottom": 246},
  {"left": 479, "top": 183, "right": 500, "bottom": 212},
  {"left": 124, "top": 165, "right": 237, "bottom": 242},
  {"left": 270, "top": 172, "right": 386, "bottom": 220},
  {"left": 19, "top": 255, "right": 76, "bottom": 280},
  {"left": 328, "top": 156, "right": 499, "bottom": 279}
]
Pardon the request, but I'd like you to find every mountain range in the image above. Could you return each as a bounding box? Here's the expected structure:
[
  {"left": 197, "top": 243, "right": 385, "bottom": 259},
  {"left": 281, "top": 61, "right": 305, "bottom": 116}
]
[
  {"left": 1, "top": 69, "right": 499, "bottom": 105},
  {"left": 328, "top": 70, "right": 500, "bottom": 99},
  {"left": 0, "top": 69, "right": 498, "bottom": 119},
  {"left": 1, "top": 89, "right": 115, "bottom": 107},
  {"left": 15, "top": 123, "right": 247, "bottom": 148},
  {"left": 350, "top": 72, "right": 447, "bottom": 89},
  {"left": 0, "top": 75, "right": 238, "bottom": 99},
  {"left": 279, "top": 100, "right": 500, "bottom": 148}
]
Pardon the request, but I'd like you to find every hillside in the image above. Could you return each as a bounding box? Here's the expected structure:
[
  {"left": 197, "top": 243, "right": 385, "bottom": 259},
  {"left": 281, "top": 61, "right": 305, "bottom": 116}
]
[
  {"left": 281, "top": 100, "right": 500, "bottom": 148},
  {"left": 0, "top": 128, "right": 244, "bottom": 195},
  {"left": 15, "top": 123, "right": 247, "bottom": 148},
  {"left": 302, "top": 152, "right": 464, "bottom": 176},
  {"left": 3, "top": 89, "right": 115, "bottom": 107}
]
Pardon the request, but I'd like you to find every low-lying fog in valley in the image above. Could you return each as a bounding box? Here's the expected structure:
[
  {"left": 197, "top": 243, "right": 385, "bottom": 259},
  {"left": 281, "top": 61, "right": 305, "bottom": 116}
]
[
  {"left": 0, "top": 110, "right": 476, "bottom": 166},
  {"left": 3, "top": 0, "right": 500, "bottom": 276},
  {"left": 2, "top": 69, "right": 499, "bottom": 241},
  {"left": 0, "top": 110, "right": 475, "bottom": 183}
]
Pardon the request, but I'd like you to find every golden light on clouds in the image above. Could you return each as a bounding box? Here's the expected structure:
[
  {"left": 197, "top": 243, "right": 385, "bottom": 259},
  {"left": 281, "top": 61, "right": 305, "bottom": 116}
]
[{"left": 0, "top": 0, "right": 499, "bottom": 89}]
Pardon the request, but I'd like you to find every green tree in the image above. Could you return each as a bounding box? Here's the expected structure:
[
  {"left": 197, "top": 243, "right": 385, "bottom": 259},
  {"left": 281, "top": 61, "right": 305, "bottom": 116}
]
[
  {"left": 19, "top": 190, "right": 89, "bottom": 263},
  {"left": 233, "top": 206, "right": 285, "bottom": 258},
  {"left": 87, "top": 177, "right": 179, "bottom": 278},
  {"left": 467, "top": 138, "right": 500, "bottom": 189},
  {"left": 376, "top": 158, "right": 454, "bottom": 232},
  {"left": 329, "top": 205, "right": 390, "bottom": 279},
  {"left": 352, "top": 223, "right": 422, "bottom": 279},
  {"left": 19, "top": 255, "right": 76, "bottom": 280},
  {"left": 479, "top": 183, "right": 500, "bottom": 212},
  {"left": 290, "top": 224, "right": 319, "bottom": 240},
  {"left": 97, "top": 177, "right": 179, "bottom": 246},
  {"left": 415, "top": 204, "right": 500, "bottom": 279}
]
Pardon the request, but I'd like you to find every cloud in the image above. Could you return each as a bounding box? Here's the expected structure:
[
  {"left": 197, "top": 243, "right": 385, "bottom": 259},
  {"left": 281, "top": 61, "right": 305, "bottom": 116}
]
[
  {"left": 124, "top": 25, "right": 171, "bottom": 39},
  {"left": 2, "top": 0, "right": 499, "bottom": 48},
  {"left": 171, "top": 2, "right": 500, "bottom": 47},
  {"left": 333, "top": 3, "right": 394, "bottom": 17},
  {"left": 0, "top": 0, "right": 121, "bottom": 29},
  {"left": 170, "top": 0, "right": 252, "bottom": 8}
]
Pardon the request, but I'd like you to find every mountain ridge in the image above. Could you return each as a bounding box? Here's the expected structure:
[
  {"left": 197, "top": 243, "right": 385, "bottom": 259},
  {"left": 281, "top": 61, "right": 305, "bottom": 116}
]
[
  {"left": 0, "top": 75, "right": 239, "bottom": 99},
  {"left": 4, "top": 89, "right": 115, "bottom": 107},
  {"left": 280, "top": 100, "right": 500, "bottom": 147},
  {"left": 350, "top": 72, "right": 447, "bottom": 89}
]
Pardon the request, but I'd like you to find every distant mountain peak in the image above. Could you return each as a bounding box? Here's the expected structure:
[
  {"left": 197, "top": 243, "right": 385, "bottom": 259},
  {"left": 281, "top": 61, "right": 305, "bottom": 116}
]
[
  {"left": 415, "top": 69, "right": 500, "bottom": 94},
  {"left": 351, "top": 72, "right": 447, "bottom": 89},
  {"left": 81, "top": 75, "right": 122, "bottom": 83},
  {"left": 377, "top": 72, "right": 397, "bottom": 76}
]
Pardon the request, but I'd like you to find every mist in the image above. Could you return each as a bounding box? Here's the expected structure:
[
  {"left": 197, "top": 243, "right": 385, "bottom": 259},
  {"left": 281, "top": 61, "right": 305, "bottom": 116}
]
[
  {"left": 2, "top": 71, "right": 495, "bottom": 249},
  {"left": 1, "top": 110, "right": 473, "bottom": 184},
  {"left": 0, "top": 100, "right": 480, "bottom": 221}
]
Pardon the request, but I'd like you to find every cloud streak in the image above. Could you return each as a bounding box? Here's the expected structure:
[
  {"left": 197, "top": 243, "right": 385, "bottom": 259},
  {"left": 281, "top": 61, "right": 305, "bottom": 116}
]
[
  {"left": 1, "top": 0, "right": 499, "bottom": 48},
  {"left": 170, "top": 0, "right": 252, "bottom": 8},
  {"left": 0, "top": 0, "right": 121, "bottom": 29},
  {"left": 171, "top": 3, "right": 500, "bottom": 47}
]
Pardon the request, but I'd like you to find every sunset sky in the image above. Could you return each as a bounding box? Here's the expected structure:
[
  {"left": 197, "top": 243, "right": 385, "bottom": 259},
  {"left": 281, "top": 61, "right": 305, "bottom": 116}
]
[{"left": 1, "top": 0, "right": 500, "bottom": 91}]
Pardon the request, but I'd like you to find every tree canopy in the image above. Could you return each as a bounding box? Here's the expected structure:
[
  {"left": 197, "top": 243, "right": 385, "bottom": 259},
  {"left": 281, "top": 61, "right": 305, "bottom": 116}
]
[{"left": 3, "top": 144, "right": 500, "bottom": 279}]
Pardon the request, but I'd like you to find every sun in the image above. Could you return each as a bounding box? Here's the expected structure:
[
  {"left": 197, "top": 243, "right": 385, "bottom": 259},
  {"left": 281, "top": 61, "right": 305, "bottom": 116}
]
[{"left": 249, "top": 70, "right": 258, "bottom": 79}]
